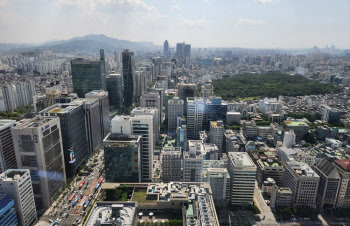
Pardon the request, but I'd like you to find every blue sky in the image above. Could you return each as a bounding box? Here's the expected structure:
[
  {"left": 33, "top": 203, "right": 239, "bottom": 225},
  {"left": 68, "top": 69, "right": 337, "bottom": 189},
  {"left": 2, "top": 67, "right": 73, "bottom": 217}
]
[{"left": 0, "top": 0, "right": 349, "bottom": 48}]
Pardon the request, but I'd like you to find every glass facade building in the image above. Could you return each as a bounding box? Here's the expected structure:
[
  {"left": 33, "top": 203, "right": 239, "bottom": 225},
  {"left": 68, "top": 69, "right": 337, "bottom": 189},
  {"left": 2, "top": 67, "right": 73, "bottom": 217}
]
[
  {"left": 205, "top": 96, "right": 228, "bottom": 130},
  {"left": 0, "top": 194, "right": 18, "bottom": 226},
  {"left": 104, "top": 134, "right": 141, "bottom": 183},
  {"left": 122, "top": 49, "right": 135, "bottom": 108},
  {"left": 71, "top": 49, "right": 106, "bottom": 98},
  {"left": 106, "top": 74, "right": 123, "bottom": 113}
]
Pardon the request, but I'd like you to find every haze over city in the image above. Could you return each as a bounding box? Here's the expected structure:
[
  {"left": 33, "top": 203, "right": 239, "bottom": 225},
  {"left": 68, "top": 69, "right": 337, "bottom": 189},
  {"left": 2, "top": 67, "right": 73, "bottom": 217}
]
[{"left": 0, "top": 0, "right": 350, "bottom": 48}]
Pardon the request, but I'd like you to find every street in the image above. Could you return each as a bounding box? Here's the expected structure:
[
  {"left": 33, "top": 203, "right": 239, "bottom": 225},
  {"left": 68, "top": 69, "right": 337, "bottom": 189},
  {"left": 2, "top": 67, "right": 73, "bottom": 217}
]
[{"left": 37, "top": 150, "right": 104, "bottom": 226}]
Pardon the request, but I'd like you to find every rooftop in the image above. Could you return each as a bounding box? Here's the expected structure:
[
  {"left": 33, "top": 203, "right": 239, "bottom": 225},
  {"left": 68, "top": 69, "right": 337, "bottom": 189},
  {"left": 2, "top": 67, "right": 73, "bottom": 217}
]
[
  {"left": 335, "top": 159, "right": 350, "bottom": 171},
  {"left": 284, "top": 121, "right": 309, "bottom": 127}
]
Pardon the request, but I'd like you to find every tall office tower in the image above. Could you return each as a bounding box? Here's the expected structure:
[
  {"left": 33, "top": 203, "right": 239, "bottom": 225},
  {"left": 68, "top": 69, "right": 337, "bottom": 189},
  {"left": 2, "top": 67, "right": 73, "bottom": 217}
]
[
  {"left": 176, "top": 42, "right": 185, "bottom": 57},
  {"left": 283, "top": 130, "right": 296, "bottom": 148},
  {"left": 209, "top": 121, "right": 224, "bottom": 153},
  {"left": 0, "top": 194, "right": 18, "bottom": 226},
  {"left": 168, "top": 97, "right": 184, "bottom": 133},
  {"left": 201, "top": 83, "right": 214, "bottom": 100},
  {"left": 106, "top": 74, "right": 123, "bottom": 113},
  {"left": 183, "top": 140, "right": 204, "bottom": 182},
  {"left": 161, "top": 147, "right": 182, "bottom": 183},
  {"left": 71, "top": 49, "right": 106, "bottom": 98},
  {"left": 228, "top": 152, "right": 256, "bottom": 206},
  {"left": 39, "top": 104, "right": 88, "bottom": 178},
  {"left": 72, "top": 99, "right": 102, "bottom": 154},
  {"left": 186, "top": 97, "right": 204, "bottom": 140},
  {"left": 312, "top": 157, "right": 341, "bottom": 209},
  {"left": 0, "top": 169, "right": 36, "bottom": 226},
  {"left": 0, "top": 120, "right": 17, "bottom": 173},
  {"left": 46, "top": 89, "right": 61, "bottom": 107},
  {"left": 283, "top": 161, "right": 320, "bottom": 208},
  {"left": 111, "top": 115, "right": 154, "bottom": 182},
  {"left": 205, "top": 96, "right": 228, "bottom": 130},
  {"left": 163, "top": 40, "right": 169, "bottom": 57},
  {"left": 184, "top": 44, "right": 191, "bottom": 59},
  {"left": 140, "top": 92, "right": 161, "bottom": 132},
  {"left": 11, "top": 117, "right": 66, "bottom": 212},
  {"left": 104, "top": 133, "right": 142, "bottom": 183},
  {"left": 122, "top": 49, "right": 135, "bottom": 107},
  {"left": 131, "top": 107, "right": 159, "bottom": 145},
  {"left": 85, "top": 90, "right": 110, "bottom": 139}
]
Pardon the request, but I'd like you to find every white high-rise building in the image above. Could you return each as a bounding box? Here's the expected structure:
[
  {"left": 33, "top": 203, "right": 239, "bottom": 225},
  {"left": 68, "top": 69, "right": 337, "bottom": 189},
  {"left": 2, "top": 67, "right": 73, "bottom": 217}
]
[
  {"left": 283, "top": 161, "right": 320, "bottom": 208},
  {"left": 187, "top": 97, "right": 204, "bottom": 140},
  {"left": 131, "top": 107, "right": 159, "bottom": 145},
  {"left": 209, "top": 121, "right": 225, "bottom": 153},
  {"left": 183, "top": 140, "right": 204, "bottom": 182},
  {"left": 0, "top": 169, "right": 37, "bottom": 226},
  {"left": 168, "top": 97, "right": 184, "bottom": 133},
  {"left": 111, "top": 115, "right": 154, "bottom": 182},
  {"left": 11, "top": 116, "right": 66, "bottom": 213},
  {"left": 228, "top": 152, "right": 257, "bottom": 205},
  {"left": 283, "top": 130, "right": 296, "bottom": 148}
]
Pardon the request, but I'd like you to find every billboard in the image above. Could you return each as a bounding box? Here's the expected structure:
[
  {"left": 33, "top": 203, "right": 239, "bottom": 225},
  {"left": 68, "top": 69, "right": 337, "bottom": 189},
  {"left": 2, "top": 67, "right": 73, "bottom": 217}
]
[{"left": 69, "top": 148, "right": 76, "bottom": 163}]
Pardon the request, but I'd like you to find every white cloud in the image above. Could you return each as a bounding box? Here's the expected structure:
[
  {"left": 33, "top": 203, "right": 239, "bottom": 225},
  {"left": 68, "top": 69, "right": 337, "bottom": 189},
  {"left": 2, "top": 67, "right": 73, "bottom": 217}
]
[
  {"left": 172, "top": 4, "right": 181, "bottom": 10},
  {"left": 255, "top": 0, "right": 280, "bottom": 4},
  {"left": 237, "top": 18, "right": 264, "bottom": 26},
  {"left": 183, "top": 18, "right": 209, "bottom": 27}
]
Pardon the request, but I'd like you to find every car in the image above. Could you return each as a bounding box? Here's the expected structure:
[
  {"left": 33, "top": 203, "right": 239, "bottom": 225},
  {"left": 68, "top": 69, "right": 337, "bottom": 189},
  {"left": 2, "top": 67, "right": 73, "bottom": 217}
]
[
  {"left": 262, "top": 215, "right": 265, "bottom": 220},
  {"left": 49, "top": 219, "right": 54, "bottom": 223},
  {"left": 62, "top": 213, "right": 67, "bottom": 218},
  {"left": 76, "top": 217, "right": 80, "bottom": 222},
  {"left": 64, "top": 206, "right": 68, "bottom": 209},
  {"left": 292, "top": 218, "right": 297, "bottom": 221},
  {"left": 304, "top": 217, "right": 309, "bottom": 220},
  {"left": 66, "top": 213, "right": 70, "bottom": 218}
]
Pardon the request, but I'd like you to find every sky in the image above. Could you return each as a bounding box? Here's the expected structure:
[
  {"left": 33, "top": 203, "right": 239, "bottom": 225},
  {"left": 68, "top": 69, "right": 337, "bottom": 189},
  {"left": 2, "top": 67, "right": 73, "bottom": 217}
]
[{"left": 0, "top": 0, "right": 349, "bottom": 49}]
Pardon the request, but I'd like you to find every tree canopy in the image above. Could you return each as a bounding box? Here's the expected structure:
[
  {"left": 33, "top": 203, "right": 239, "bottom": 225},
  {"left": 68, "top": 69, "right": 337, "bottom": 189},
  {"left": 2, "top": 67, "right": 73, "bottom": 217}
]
[{"left": 212, "top": 73, "right": 339, "bottom": 100}]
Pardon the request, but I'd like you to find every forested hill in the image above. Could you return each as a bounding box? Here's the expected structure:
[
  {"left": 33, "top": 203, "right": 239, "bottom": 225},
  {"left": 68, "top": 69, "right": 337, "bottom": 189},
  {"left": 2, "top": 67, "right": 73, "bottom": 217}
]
[{"left": 212, "top": 73, "right": 339, "bottom": 100}]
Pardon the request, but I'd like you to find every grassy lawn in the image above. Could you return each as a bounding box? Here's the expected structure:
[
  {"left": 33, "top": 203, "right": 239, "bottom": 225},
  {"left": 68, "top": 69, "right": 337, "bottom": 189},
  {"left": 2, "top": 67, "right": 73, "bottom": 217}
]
[{"left": 132, "top": 191, "right": 156, "bottom": 203}]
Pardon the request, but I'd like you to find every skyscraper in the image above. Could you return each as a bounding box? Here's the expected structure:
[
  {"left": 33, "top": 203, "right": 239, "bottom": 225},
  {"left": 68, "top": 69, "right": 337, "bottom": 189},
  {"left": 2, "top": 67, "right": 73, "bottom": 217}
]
[
  {"left": 122, "top": 49, "right": 135, "bottom": 107},
  {"left": 39, "top": 104, "right": 88, "bottom": 178},
  {"left": 0, "top": 120, "right": 17, "bottom": 174},
  {"left": 85, "top": 90, "right": 110, "bottom": 139},
  {"left": 11, "top": 117, "right": 66, "bottom": 212},
  {"left": 163, "top": 40, "right": 169, "bottom": 57},
  {"left": 106, "top": 73, "right": 123, "bottom": 113},
  {"left": 71, "top": 49, "right": 106, "bottom": 98},
  {"left": 186, "top": 97, "right": 204, "bottom": 140}
]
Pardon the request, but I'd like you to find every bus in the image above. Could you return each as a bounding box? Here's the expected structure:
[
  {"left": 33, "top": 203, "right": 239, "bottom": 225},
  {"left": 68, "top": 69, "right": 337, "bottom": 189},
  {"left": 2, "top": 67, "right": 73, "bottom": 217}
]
[
  {"left": 98, "top": 177, "right": 103, "bottom": 184},
  {"left": 83, "top": 200, "right": 89, "bottom": 210},
  {"left": 72, "top": 198, "right": 78, "bottom": 207},
  {"left": 94, "top": 183, "right": 100, "bottom": 192},
  {"left": 68, "top": 193, "right": 75, "bottom": 202},
  {"left": 79, "top": 181, "right": 85, "bottom": 189}
]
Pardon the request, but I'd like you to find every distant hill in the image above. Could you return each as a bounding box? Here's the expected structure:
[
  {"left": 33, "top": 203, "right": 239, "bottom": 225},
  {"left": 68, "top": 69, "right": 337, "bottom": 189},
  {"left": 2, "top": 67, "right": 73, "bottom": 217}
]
[
  {"left": 212, "top": 73, "right": 339, "bottom": 100},
  {"left": 0, "top": 34, "right": 160, "bottom": 51}
]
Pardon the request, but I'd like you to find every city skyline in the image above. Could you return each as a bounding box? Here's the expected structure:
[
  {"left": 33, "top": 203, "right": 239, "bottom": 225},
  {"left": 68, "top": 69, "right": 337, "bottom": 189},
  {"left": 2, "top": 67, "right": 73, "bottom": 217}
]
[{"left": 0, "top": 0, "right": 349, "bottom": 49}]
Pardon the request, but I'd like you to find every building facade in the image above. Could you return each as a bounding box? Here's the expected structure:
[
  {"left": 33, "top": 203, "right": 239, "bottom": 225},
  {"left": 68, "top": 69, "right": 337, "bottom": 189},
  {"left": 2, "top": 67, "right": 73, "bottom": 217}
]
[{"left": 0, "top": 120, "right": 17, "bottom": 173}]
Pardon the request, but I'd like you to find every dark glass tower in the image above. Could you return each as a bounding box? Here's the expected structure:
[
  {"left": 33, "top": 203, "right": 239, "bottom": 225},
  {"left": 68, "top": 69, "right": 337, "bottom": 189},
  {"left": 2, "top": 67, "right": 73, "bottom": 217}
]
[
  {"left": 163, "top": 40, "right": 169, "bottom": 56},
  {"left": 122, "top": 49, "right": 135, "bottom": 108},
  {"left": 71, "top": 49, "right": 106, "bottom": 98}
]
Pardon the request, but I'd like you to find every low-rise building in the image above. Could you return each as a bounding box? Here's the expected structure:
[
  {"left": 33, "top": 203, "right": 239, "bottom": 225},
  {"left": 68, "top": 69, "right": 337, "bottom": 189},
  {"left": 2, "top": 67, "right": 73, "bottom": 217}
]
[{"left": 270, "top": 185, "right": 293, "bottom": 209}]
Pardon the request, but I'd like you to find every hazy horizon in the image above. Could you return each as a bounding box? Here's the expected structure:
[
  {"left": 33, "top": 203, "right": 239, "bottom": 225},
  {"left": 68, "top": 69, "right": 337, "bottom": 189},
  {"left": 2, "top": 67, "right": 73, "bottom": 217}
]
[{"left": 0, "top": 0, "right": 349, "bottom": 49}]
